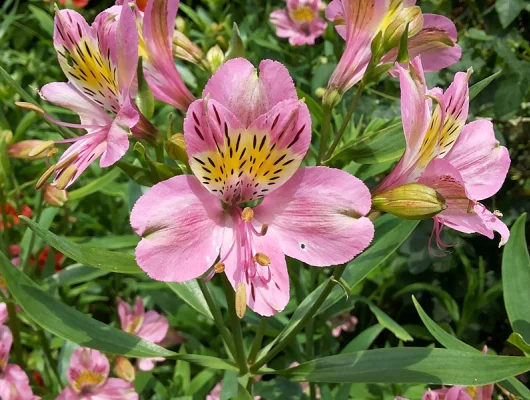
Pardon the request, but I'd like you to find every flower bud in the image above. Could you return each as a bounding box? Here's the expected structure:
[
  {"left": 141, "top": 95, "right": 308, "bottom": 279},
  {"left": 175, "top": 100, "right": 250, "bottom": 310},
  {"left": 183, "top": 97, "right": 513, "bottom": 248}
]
[
  {"left": 382, "top": 5, "right": 423, "bottom": 51},
  {"left": 206, "top": 45, "right": 225, "bottom": 74},
  {"left": 8, "top": 140, "right": 51, "bottom": 159},
  {"left": 372, "top": 183, "right": 446, "bottom": 220},
  {"left": 1, "top": 130, "right": 12, "bottom": 144},
  {"left": 114, "top": 356, "right": 136, "bottom": 382},
  {"left": 172, "top": 31, "right": 204, "bottom": 65},
  {"left": 175, "top": 16, "right": 186, "bottom": 32},
  {"left": 43, "top": 184, "right": 69, "bottom": 207},
  {"left": 165, "top": 133, "right": 188, "bottom": 164},
  {"left": 315, "top": 87, "right": 326, "bottom": 98},
  {"left": 322, "top": 88, "right": 343, "bottom": 109}
]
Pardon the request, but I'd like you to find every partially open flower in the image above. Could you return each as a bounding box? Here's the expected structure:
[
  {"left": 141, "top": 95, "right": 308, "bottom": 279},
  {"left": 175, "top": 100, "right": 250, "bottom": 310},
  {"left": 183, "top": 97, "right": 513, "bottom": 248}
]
[
  {"left": 114, "top": 356, "right": 136, "bottom": 383},
  {"left": 206, "top": 45, "right": 225, "bottom": 74},
  {"left": 43, "top": 184, "right": 69, "bottom": 207}
]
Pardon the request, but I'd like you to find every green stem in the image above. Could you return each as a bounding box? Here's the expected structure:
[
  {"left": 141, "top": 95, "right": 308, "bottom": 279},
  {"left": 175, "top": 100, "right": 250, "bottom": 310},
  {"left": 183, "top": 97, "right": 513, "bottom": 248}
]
[
  {"left": 22, "top": 189, "right": 43, "bottom": 275},
  {"left": 251, "top": 265, "right": 347, "bottom": 371},
  {"left": 221, "top": 275, "right": 248, "bottom": 375},
  {"left": 6, "top": 301, "right": 24, "bottom": 367},
  {"left": 197, "top": 278, "right": 237, "bottom": 360},
  {"left": 323, "top": 82, "right": 365, "bottom": 162},
  {"left": 317, "top": 105, "right": 332, "bottom": 165},
  {"left": 155, "top": 140, "right": 165, "bottom": 164},
  {"left": 306, "top": 269, "right": 317, "bottom": 399},
  {"left": 248, "top": 317, "right": 268, "bottom": 365},
  {"left": 38, "top": 328, "right": 61, "bottom": 389},
  {"left": 0, "top": 189, "right": 10, "bottom": 255}
]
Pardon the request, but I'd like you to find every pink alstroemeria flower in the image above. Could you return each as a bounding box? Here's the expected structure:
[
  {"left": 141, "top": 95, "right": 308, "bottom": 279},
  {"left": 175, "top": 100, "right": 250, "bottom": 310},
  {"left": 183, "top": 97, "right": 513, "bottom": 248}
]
[
  {"left": 0, "top": 326, "right": 39, "bottom": 400},
  {"left": 270, "top": 0, "right": 327, "bottom": 46},
  {"left": 38, "top": 4, "right": 142, "bottom": 189},
  {"left": 326, "top": 0, "right": 462, "bottom": 98},
  {"left": 0, "top": 303, "right": 6, "bottom": 324},
  {"left": 117, "top": 297, "right": 169, "bottom": 371},
  {"left": 141, "top": 0, "right": 195, "bottom": 110},
  {"left": 330, "top": 312, "right": 358, "bottom": 337},
  {"left": 374, "top": 57, "right": 510, "bottom": 248},
  {"left": 58, "top": 348, "right": 137, "bottom": 400},
  {"left": 131, "top": 58, "right": 374, "bottom": 316}
]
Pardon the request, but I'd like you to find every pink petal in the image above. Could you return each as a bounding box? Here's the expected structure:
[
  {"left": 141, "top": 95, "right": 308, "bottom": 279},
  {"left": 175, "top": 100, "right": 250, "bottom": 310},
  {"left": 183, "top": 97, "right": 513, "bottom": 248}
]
[
  {"left": 94, "top": 378, "right": 138, "bottom": 399},
  {"left": 221, "top": 229, "right": 290, "bottom": 316},
  {"left": 269, "top": 10, "right": 326, "bottom": 46},
  {"left": 136, "top": 311, "right": 169, "bottom": 343},
  {"left": 57, "top": 387, "right": 82, "bottom": 400},
  {"left": 476, "top": 384, "right": 494, "bottom": 400},
  {"left": 444, "top": 120, "right": 510, "bottom": 201},
  {"left": 203, "top": 58, "right": 298, "bottom": 127},
  {"left": 0, "top": 364, "right": 38, "bottom": 400},
  {"left": 443, "top": 386, "right": 473, "bottom": 400},
  {"left": 117, "top": 297, "right": 133, "bottom": 332},
  {"left": 137, "top": 357, "right": 164, "bottom": 371},
  {"left": 325, "top": 0, "right": 346, "bottom": 39},
  {"left": 116, "top": 4, "right": 139, "bottom": 91},
  {"left": 40, "top": 82, "right": 111, "bottom": 126},
  {"left": 0, "top": 325, "right": 13, "bottom": 366},
  {"left": 142, "top": 0, "right": 195, "bottom": 110},
  {"left": 131, "top": 175, "right": 228, "bottom": 282},
  {"left": 67, "top": 348, "right": 109, "bottom": 388},
  {"left": 0, "top": 302, "right": 7, "bottom": 325},
  {"left": 254, "top": 167, "right": 374, "bottom": 266}
]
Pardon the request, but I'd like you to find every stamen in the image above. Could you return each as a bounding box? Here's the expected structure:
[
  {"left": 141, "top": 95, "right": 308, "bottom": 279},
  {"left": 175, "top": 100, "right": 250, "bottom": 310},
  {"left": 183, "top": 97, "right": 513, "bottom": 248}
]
[
  {"left": 28, "top": 140, "right": 55, "bottom": 157},
  {"left": 235, "top": 282, "right": 246, "bottom": 319},
  {"left": 494, "top": 210, "right": 503, "bottom": 218},
  {"left": 15, "top": 102, "right": 44, "bottom": 114},
  {"left": 253, "top": 252, "right": 271, "bottom": 266},
  {"left": 54, "top": 152, "right": 79, "bottom": 170},
  {"left": 47, "top": 148, "right": 58, "bottom": 158},
  {"left": 55, "top": 164, "right": 78, "bottom": 189},
  {"left": 241, "top": 207, "right": 254, "bottom": 222},
  {"left": 260, "top": 223, "right": 269, "bottom": 236},
  {"left": 214, "top": 262, "right": 225, "bottom": 273},
  {"left": 36, "top": 165, "right": 57, "bottom": 189}
]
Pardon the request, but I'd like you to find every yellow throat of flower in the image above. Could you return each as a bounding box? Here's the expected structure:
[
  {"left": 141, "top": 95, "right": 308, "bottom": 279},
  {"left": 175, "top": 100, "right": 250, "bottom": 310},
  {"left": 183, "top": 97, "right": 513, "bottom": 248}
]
[
  {"left": 465, "top": 386, "right": 477, "bottom": 399},
  {"left": 290, "top": 6, "right": 315, "bottom": 24},
  {"left": 72, "top": 371, "right": 106, "bottom": 392}
]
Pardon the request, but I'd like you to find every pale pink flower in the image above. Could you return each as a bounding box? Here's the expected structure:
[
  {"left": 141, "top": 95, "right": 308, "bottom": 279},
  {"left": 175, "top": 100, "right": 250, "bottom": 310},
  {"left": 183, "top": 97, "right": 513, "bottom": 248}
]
[
  {"left": 326, "top": 0, "right": 461, "bottom": 99},
  {"left": 141, "top": 0, "right": 195, "bottom": 110},
  {"left": 57, "top": 347, "right": 137, "bottom": 400},
  {"left": 0, "top": 326, "right": 39, "bottom": 400},
  {"left": 330, "top": 313, "right": 358, "bottom": 337},
  {"left": 131, "top": 58, "right": 374, "bottom": 316},
  {"left": 117, "top": 297, "right": 169, "bottom": 371},
  {"left": 38, "top": 4, "right": 146, "bottom": 189},
  {"left": 374, "top": 57, "right": 510, "bottom": 249},
  {"left": 0, "top": 303, "right": 6, "bottom": 325},
  {"left": 270, "top": 0, "right": 327, "bottom": 46}
]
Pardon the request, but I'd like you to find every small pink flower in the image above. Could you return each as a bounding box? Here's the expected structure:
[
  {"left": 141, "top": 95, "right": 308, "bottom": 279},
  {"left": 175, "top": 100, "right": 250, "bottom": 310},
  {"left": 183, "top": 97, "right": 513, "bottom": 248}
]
[
  {"left": 270, "top": 0, "right": 327, "bottom": 46},
  {"left": 117, "top": 297, "right": 169, "bottom": 371},
  {"left": 0, "top": 326, "right": 39, "bottom": 400},
  {"left": 330, "top": 313, "right": 358, "bottom": 337},
  {"left": 326, "top": 0, "right": 461, "bottom": 98},
  {"left": 38, "top": 4, "right": 142, "bottom": 189},
  {"left": 131, "top": 58, "right": 374, "bottom": 316},
  {"left": 374, "top": 57, "right": 510, "bottom": 249},
  {"left": 57, "top": 347, "right": 137, "bottom": 400},
  {"left": 0, "top": 303, "right": 6, "bottom": 325}
]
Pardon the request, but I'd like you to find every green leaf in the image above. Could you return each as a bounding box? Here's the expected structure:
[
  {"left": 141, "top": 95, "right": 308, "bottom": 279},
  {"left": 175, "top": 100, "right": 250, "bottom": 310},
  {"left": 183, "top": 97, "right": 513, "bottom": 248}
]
[
  {"left": 135, "top": 57, "right": 155, "bottom": 120},
  {"left": 68, "top": 169, "right": 122, "bottom": 201},
  {"left": 28, "top": 5, "right": 54, "bottom": 35},
  {"left": 503, "top": 213, "right": 530, "bottom": 343},
  {"left": 495, "top": 0, "right": 526, "bottom": 28},
  {"left": 20, "top": 216, "right": 142, "bottom": 274},
  {"left": 166, "top": 281, "right": 214, "bottom": 320},
  {"left": 357, "top": 298, "right": 413, "bottom": 342},
  {"left": 0, "top": 251, "right": 173, "bottom": 358},
  {"left": 396, "top": 23, "right": 409, "bottom": 63},
  {"left": 297, "top": 88, "right": 323, "bottom": 125},
  {"left": 413, "top": 296, "right": 530, "bottom": 399},
  {"left": 40, "top": 264, "right": 109, "bottom": 291},
  {"left": 278, "top": 348, "right": 530, "bottom": 385},
  {"left": 508, "top": 333, "right": 530, "bottom": 356},
  {"left": 328, "top": 122, "right": 405, "bottom": 165},
  {"left": 395, "top": 283, "right": 460, "bottom": 322},
  {"left": 341, "top": 324, "right": 384, "bottom": 354},
  {"left": 469, "top": 70, "right": 502, "bottom": 101},
  {"left": 225, "top": 23, "right": 244, "bottom": 60}
]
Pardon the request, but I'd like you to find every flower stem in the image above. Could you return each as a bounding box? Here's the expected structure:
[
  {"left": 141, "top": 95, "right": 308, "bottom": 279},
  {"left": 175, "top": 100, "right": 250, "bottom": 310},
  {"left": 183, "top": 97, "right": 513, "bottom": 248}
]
[
  {"left": 317, "top": 105, "right": 333, "bottom": 165},
  {"left": 251, "top": 264, "right": 347, "bottom": 371},
  {"left": 221, "top": 275, "right": 248, "bottom": 375},
  {"left": 0, "top": 188, "right": 10, "bottom": 256},
  {"left": 248, "top": 317, "right": 268, "bottom": 365},
  {"left": 38, "top": 328, "right": 61, "bottom": 389},
  {"left": 197, "top": 278, "right": 237, "bottom": 360},
  {"left": 323, "top": 82, "right": 365, "bottom": 162},
  {"left": 6, "top": 301, "right": 24, "bottom": 367},
  {"left": 21, "top": 188, "right": 43, "bottom": 275}
]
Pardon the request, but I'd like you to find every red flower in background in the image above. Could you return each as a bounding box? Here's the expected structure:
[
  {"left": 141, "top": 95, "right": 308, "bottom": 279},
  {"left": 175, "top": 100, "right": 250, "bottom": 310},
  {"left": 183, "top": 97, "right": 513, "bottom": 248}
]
[{"left": 0, "top": 203, "right": 32, "bottom": 230}]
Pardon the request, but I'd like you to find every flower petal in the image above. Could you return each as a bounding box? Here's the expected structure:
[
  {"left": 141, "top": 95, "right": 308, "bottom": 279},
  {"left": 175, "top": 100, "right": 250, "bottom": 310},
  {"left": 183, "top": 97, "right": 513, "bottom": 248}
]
[
  {"left": 67, "top": 348, "right": 110, "bottom": 392},
  {"left": 0, "top": 302, "right": 7, "bottom": 325},
  {"left": 203, "top": 58, "right": 298, "bottom": 127},
  {"left": 96, "top": 377, "right": 138, "bottom": 399},
  {"left": 254, "top": 166, "right": 374, "bottom": 266},
  {"left": 136, "top": 311, "right": 169, "bottom": 343},
  {"left": 326, "top": 0, "right": 346, "bottom": 39},
  {"left": 0, "top": 325, "right": 13, "bottom": 366},
  {"left": 142, "top": 0, "right": 195, "bottom": 111},
  {"left": 131, "top": 175, "right": 227, "bottom": 282},
  {"left": 116, "top": 3, "right": 139, "bottom": 91},
  {"left": 137, "top": 357, "right": 165, "bottom": 371},
  {"left": 0, "top": 365, "right": 37, "bottom": 400},
  {"left": 444, "top": 120, "right": 510, "bottom": 200},
  {"left": 117, "top": 297, "right": 133, "bottom": 332}
]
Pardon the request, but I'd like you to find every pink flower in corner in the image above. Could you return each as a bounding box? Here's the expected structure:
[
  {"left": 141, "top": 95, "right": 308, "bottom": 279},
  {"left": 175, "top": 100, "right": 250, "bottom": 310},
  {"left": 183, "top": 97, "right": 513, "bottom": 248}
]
[
  {"left": 0, "top": 303, "right": 6, "bottom": 325},
  {"left": 326, "top": 0, "right": 461, "bottom": 98},
  {"left": 131, "top": 58, "right": 374, "bottom": 316},
  {"left": 58, "top": 347, "right": 137, "bottom": 400},
  {"left": 0, "top": 326, "right": 39, "bottom": 400},
  {"left": 36, "top": 4, "right": 146, "bottom": 189},
  {"left": 374, "top": 57, "right": 510, "bottom": 249},
  {"left": 117, "top": 297, "right": 169, "bottom": 371},
  {"left": 270, "top": 0, "right": 327, "bottom": 46}
]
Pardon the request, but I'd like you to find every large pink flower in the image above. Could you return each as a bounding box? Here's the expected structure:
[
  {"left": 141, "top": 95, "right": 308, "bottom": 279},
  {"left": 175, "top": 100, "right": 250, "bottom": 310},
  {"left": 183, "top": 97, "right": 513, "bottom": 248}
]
[
  {"left": 326, "top": 0, "right": 462, "bottom": 97},
  {"left": 57, "top": 348, "right": 137, "bottom": 400},
  {"left": 131, "top": 58, "right": 374, "bottom": 316},
  {"left": 0, "top": 326, "right": 39, "bottom": 400},
  {"left": 117, "top": 297, "right": 169, "bottom": 371},
  {"left": 270, "top": 0, "right": 327, "bottom": 46},
  {"left": 374, "top": 57, "right": 510, "bottom": 248},
  {"left": 38, "top": 4, "right": 142, "bottom": 189}
]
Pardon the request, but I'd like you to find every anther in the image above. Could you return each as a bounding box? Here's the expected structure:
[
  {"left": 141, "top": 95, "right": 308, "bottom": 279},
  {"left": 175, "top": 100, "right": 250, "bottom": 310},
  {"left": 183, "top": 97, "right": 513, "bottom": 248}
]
[
  {"left": 36, "top": 165, "right": 57, "bottom": 189},
  {"left": 241, "top": 207, "right": 254, "bottom": 222},
  {"left": 235, "top": 282, "right": 246, "bottom": 319},
  {"left": 15, "top": 102, "right": 45, "bottom": 115},
  {"left": 28, "top": 140, "right": 55, "bottom": 157},
  {"left": 260, "top": 223, "right": 269, "bottom": 236},
  {"left": 494, "top": 210, "right": 503, "bottom": 218},
  {"left": 54, "top": 152, "right": 79, "bottom": 170},
  {"left": 214, "top": 262, "right": 225, "bottom": 273},
  {"left": 253, "top": 252, "right": 271, "bottom": 267},
  {"left": 47, "top": 148, "right": 58, "bottom": 158},
  {"left": 55, "top": 165, "right": 78, "bottom": 190}
]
